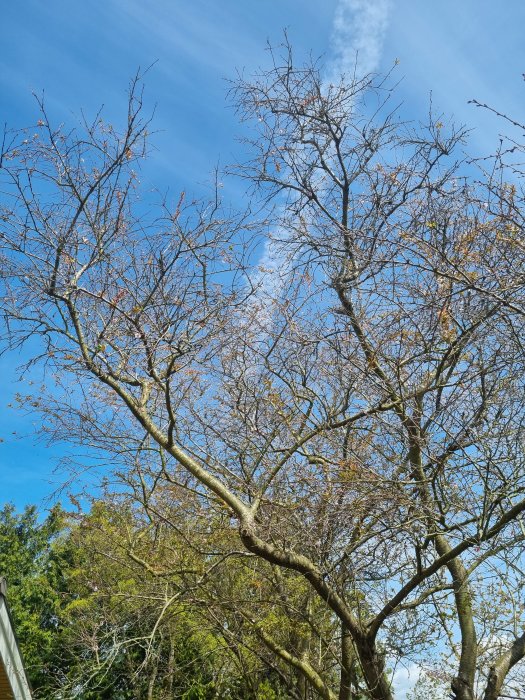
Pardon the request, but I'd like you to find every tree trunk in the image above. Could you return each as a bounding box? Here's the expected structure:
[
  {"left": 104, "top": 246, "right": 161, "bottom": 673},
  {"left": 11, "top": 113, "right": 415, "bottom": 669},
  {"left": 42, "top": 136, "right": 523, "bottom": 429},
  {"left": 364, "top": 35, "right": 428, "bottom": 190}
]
[
  {"left": 354, "top": 639, "right": 393, "bottom": 700},
  {"left": 338, "top": 625, "right": 354, "bottom": 700}
]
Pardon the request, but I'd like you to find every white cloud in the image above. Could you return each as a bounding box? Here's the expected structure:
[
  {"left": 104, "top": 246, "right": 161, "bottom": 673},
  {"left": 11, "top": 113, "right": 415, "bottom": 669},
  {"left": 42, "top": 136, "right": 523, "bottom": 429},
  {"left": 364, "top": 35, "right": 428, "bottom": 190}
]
[
  {"left": 392, "top": 663, "right": 422, "bottom": 699},
  {"left": 251, "top": 0, "right": 393, "bottom": 307},
  {"left": 327, "top": 0, "right": 392, "bottom": 80}
]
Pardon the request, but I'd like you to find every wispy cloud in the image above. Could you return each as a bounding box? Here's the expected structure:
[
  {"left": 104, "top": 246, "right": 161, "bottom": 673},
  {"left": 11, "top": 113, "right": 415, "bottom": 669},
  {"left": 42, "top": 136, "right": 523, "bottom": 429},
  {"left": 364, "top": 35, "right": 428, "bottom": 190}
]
[
  {"left": 251, "top": 0, "right": 393, "bottom": 312},
  {"left": 392, "top": 662, "right": 422, "bottom": 699},
  {"left": 327, "top": 0, "right": 392, "bottom": 80}
]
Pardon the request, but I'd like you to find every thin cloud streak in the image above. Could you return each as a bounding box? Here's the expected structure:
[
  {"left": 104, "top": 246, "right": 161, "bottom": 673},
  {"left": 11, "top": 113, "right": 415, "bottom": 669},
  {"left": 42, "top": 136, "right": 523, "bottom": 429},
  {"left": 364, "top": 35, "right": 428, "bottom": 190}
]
[
  {"left": 327, "top": 0, "right": 392, "bottom": 81},
  {"left": 251, "top": 0, "right": 393, "bottom": 316}
]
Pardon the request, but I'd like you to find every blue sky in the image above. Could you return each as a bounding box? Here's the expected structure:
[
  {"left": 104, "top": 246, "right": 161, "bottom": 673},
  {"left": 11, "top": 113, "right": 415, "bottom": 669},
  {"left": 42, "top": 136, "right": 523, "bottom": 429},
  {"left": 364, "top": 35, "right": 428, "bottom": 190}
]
[{"left": 0, "top": 0, "right": 524, "bottom": 515}]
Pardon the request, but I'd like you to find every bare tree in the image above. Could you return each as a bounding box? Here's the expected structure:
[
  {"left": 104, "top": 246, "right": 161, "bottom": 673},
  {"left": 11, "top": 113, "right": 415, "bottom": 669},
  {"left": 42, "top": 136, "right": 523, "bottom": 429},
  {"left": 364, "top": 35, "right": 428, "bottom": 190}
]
[{"left": 2, "top": 48, "right": 525, "bottom": 700}]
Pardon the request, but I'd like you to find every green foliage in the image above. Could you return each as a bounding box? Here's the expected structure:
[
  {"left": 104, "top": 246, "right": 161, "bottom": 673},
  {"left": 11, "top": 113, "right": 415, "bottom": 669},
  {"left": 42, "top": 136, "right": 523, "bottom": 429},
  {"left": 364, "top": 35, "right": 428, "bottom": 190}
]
[
  {"left": 0, "top": 504, "right": 70, "bottom": 692},
  {"left": 0, "top": 502, "right": 294, "bottom": 699}
]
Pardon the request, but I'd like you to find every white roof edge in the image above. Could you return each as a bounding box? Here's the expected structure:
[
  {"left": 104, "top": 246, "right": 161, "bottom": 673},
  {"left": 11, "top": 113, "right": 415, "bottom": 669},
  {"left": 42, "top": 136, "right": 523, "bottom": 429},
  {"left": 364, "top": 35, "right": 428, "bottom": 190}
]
[{"left": 0, "top": 596, "right": 32, "bottom": 699}]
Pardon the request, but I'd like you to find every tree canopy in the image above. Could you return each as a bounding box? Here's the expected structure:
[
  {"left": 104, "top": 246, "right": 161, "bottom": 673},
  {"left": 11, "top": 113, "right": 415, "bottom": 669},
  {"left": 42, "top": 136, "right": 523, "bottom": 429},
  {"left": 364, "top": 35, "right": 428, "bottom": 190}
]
[{"left": 2, "top": 45, "right": 525, "bottom": 699}]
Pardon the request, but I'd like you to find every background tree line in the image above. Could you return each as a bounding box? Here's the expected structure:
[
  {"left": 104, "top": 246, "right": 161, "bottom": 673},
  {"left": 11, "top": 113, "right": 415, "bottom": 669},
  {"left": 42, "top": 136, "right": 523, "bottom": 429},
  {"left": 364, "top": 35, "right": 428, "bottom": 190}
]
[{"left": 0, "top": 498, "right": 318, "bottom": 699}]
